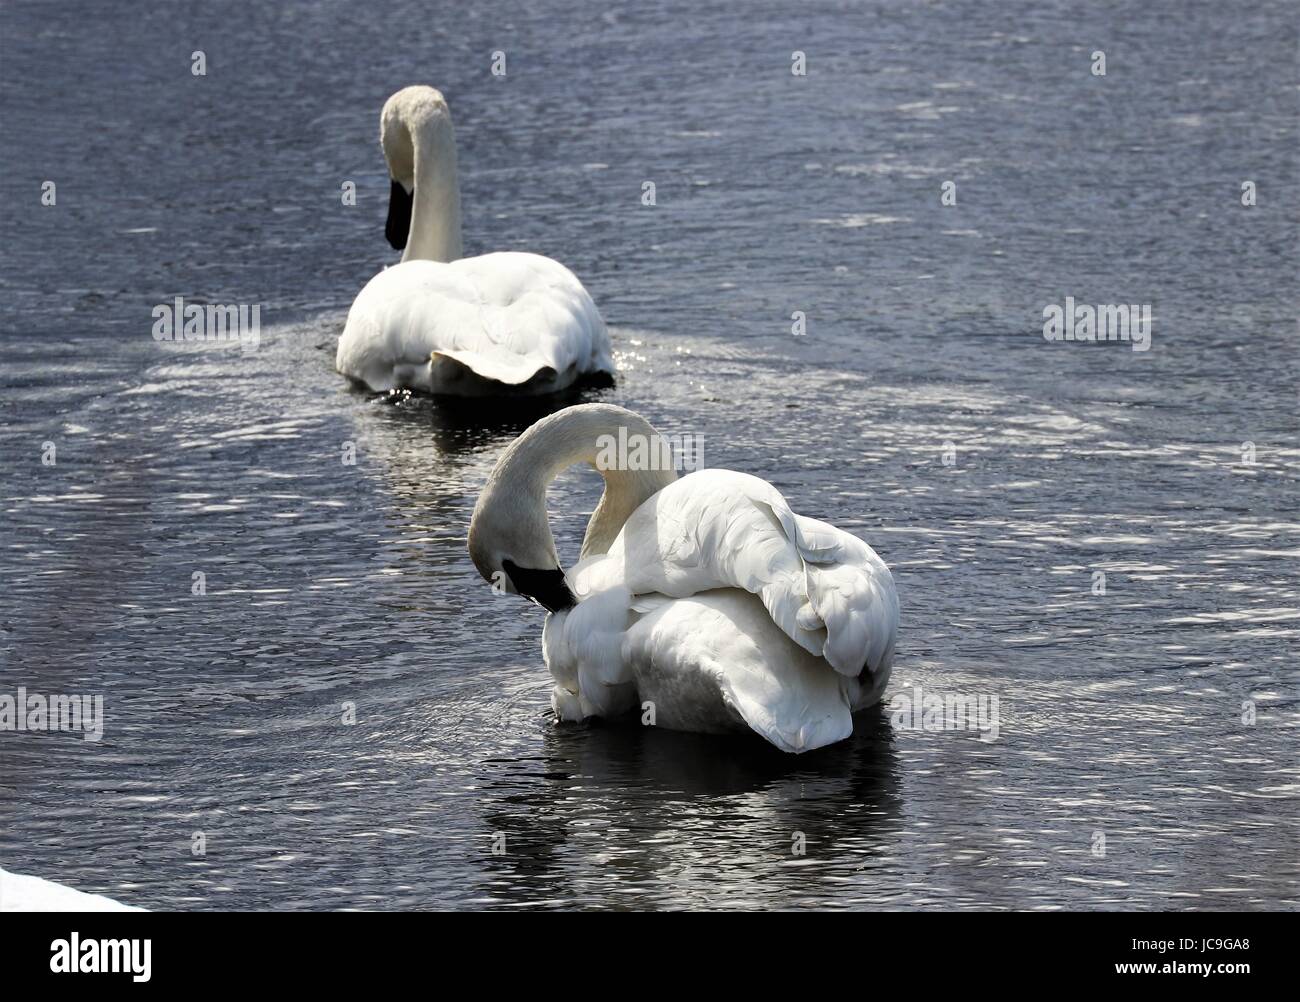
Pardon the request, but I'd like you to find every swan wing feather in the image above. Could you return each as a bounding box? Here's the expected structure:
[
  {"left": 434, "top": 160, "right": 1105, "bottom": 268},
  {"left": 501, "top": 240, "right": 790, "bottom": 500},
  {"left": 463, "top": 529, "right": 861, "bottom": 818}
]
[
  {"left": 598, "top": 469, "right": 896, "bottom": 678},
  {"left": 623, "top": 591, "right": 854, "bottom": 753}
]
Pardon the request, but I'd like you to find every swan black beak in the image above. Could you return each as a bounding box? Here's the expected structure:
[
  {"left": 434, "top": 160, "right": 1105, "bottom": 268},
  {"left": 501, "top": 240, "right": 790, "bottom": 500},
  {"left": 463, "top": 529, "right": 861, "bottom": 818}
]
[
  {"left": 385, "top": 179, "right": 412, "bottom": 250},
  {"left": 502, "top": 560, "right": 576, "bottom": 613}
]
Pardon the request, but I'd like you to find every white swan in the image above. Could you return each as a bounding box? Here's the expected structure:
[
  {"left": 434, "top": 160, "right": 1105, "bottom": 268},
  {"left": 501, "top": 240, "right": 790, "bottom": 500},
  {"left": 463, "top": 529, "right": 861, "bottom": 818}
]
[
  {"left": 336, "top": 86, "right": 614, "bottom": 395},
  {"left": 468, "top": 404, "right": 899, "bottom": 753},
  {"left": 0, "top": 867, "right": 140, "bottom": 912}
]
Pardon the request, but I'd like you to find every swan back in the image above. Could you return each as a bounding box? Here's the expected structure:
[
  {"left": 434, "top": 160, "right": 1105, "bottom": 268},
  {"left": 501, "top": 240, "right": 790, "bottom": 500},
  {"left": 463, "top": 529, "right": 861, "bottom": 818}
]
[
  {"left": 338, "top": 253, "right": 611, "bottom": 394},
  {"left": 569, "top": 469, "right": 898, "bottom": 680}
]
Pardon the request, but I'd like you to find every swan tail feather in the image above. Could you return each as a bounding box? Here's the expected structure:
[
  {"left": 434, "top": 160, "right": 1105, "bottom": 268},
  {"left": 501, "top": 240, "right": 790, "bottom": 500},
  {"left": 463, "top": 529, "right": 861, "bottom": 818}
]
[{"left": 430, "top": 349, "right": 556, "bottom": 388}]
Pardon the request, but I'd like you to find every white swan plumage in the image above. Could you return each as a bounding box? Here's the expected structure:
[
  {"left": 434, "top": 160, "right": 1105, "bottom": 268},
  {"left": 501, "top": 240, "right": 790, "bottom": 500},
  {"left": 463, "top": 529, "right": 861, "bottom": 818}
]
[
  {"left": 468, "top": 404, "right": 899, "bottom": 753},
  {"left": 336, "top": 86, "right": 613, "bottom": 395}
]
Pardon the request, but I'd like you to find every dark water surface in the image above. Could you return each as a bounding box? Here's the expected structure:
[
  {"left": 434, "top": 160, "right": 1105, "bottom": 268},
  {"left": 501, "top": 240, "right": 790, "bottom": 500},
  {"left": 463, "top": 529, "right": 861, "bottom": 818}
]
[{"left": 1, "top": 0, "right": 1297, "bottom": 910}]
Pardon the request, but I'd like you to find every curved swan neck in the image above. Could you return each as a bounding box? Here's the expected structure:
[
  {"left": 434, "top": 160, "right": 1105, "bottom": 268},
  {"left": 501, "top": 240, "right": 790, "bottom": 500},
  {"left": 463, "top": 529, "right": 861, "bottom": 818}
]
[
  {"left": 517, "top": 406, "right": 677, "bottom": 558},
  {"left": 382, "top": 87, "right": 463, "bottom": 263},
  {"left": 470, "top": 406, "right": 678, "bottom": 578}
]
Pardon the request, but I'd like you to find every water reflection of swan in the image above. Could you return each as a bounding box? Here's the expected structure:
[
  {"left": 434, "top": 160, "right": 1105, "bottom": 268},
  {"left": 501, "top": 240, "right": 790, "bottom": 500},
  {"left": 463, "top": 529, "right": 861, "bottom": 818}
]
[
  {"left": 470, "top": 708, "right": 903, "bottom": 908},
  {"left": 353, "top": 385, "right": 614, "bottom": 460}
]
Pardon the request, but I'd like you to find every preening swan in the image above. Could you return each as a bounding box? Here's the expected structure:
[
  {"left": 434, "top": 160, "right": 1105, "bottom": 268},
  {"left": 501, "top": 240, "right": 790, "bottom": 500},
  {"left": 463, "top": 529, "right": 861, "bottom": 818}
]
[
  {"left": 468, "top": 404, "right": 899, "bottom": 753},
  {"left": 336, "top": 86, "right": 614, "bottom": 395}
]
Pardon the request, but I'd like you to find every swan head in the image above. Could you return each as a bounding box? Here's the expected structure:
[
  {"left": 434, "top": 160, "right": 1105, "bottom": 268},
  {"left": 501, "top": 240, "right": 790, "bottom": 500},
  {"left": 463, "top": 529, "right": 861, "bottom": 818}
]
[
  {"left": 467, "top": 404, "right": 678, "bottom": 614},
  {"left": 467, "top": 485, "right": 575, "bottom": 613},
  {"left": 378, "top": 85, "right": 462, "bottom": 260}
]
